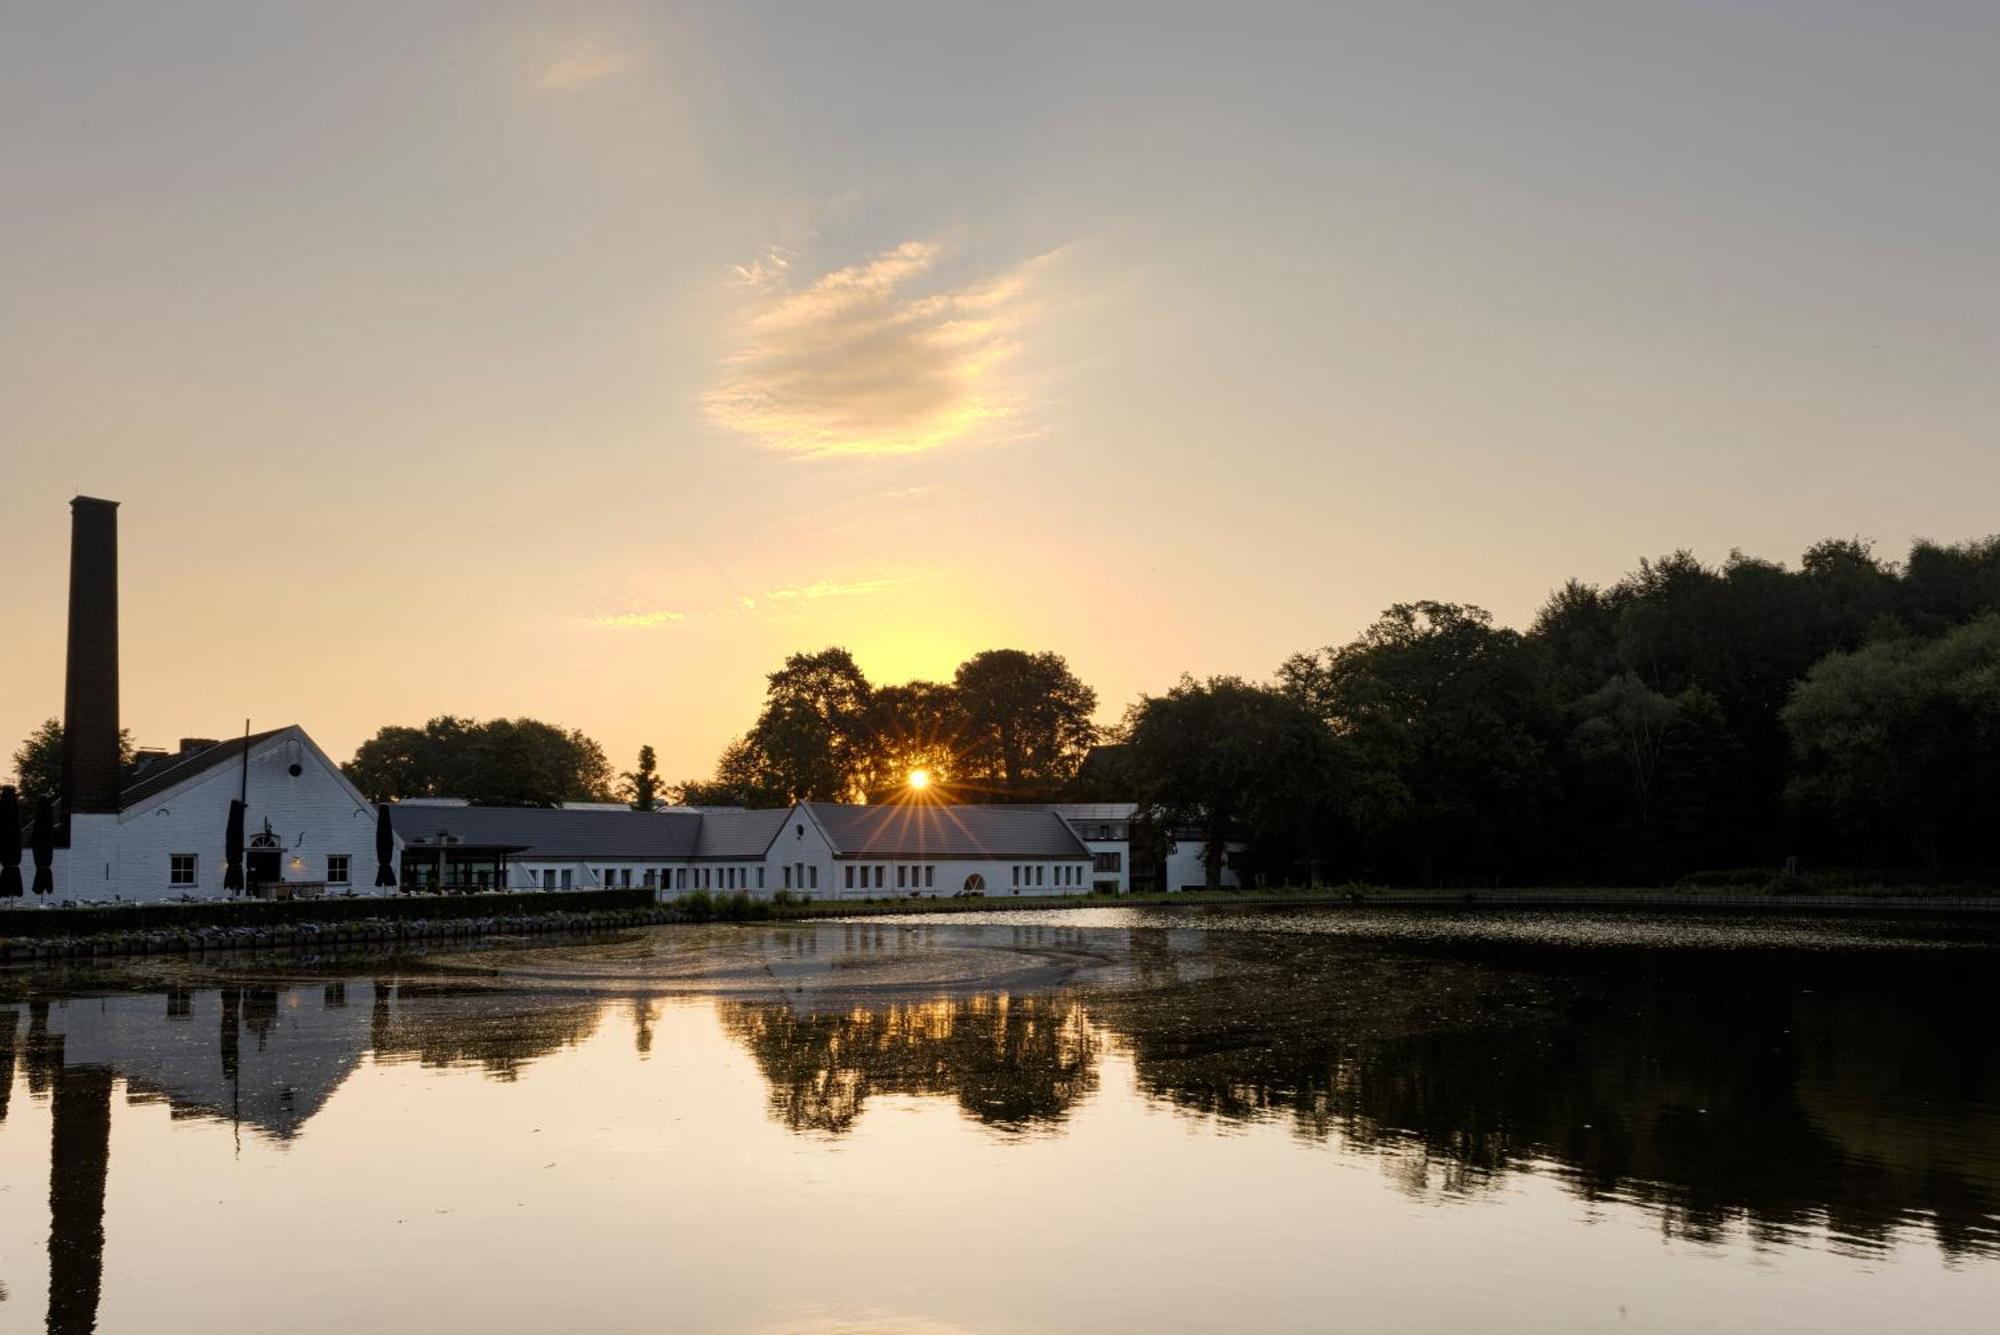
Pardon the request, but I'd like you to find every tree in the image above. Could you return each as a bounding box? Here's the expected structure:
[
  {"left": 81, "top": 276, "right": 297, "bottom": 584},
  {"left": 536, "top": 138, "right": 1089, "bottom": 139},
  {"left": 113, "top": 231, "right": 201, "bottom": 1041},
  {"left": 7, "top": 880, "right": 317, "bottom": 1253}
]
[
  {"left": 1781, "top": 616, "right": 2000, "bottom": 872},
  {"left": 622, "top": 745, "right": 662, "bottom": 811},
  {"left": 1297, "top": 602, "right": 1555, "bottom": 884},
  {"left": 1124, "top": 676, "right": 1344, "bottom": 890},
  {"left": 342, "top": 716, "right": 614, "bottom": 806},
  {"left": 733, "top": 648, "right": 873, "bottom": 803},
  {"left": 9, "top": 718, "right": 136, "bottom": 802},
  {"left": 953, "top": 650, "right": 1099, "bottom": 796},
  {"left": 852, "top": 681, "right": 962, "bottom": 801}
]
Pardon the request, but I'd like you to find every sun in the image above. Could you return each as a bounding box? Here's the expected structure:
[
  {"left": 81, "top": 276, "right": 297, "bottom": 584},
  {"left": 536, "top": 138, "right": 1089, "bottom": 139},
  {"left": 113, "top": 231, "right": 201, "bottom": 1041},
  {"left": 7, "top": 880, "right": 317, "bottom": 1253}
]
[{"left": 907, "top": 768, "right": 932, "bottom": 791}]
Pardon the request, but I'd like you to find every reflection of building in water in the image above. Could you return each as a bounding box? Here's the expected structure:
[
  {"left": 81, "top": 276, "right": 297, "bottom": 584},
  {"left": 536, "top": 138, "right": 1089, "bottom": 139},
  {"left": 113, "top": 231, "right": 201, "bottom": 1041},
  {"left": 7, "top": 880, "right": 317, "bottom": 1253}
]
[
  {"left": 21, "top": 988, "right": 376, "bottom": 1140},
  {"left": 2, "top": 980, "right": 605, "bottom": 1334},
  {"left": 719, "top": 994, "right": 1097, "bottom": 1135}
]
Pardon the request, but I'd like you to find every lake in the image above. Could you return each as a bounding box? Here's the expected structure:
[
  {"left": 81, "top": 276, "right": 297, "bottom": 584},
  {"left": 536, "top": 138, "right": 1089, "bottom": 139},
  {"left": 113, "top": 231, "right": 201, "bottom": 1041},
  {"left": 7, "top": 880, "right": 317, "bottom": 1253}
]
[{"left": 3, "top": 906, "right": 1997, "bottom": 1333}]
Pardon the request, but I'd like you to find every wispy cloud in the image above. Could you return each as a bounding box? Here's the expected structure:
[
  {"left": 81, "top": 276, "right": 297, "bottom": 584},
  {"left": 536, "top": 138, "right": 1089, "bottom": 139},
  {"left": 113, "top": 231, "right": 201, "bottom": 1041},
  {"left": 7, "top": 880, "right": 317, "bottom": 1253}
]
[
  {"left": 705, "top": 241, "right": 1045, "bottom": 457},
  {"left": 595, "top": 609, "right": 685, "bottom": 630},
  {"left": 536, "top": 40, "right": 635, "bottom": 91},
  {"left": 763, "top": 578, "right": 900, "bottom": 603}
]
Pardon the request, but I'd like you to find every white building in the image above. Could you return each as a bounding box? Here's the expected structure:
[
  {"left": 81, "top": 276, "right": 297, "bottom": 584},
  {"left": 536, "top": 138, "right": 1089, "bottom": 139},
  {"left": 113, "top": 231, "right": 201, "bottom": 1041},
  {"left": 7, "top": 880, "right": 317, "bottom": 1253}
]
[
  {"left": 389, "top": 800, "right": 1098, "bottom": 901},
  {"left": 7, "top": 497, "right": 398, "bottom": 907},
  {"left": 1042, "top": 802, "right": 1245, "bottom": 893},
  {"left": 58, "top": 726, "right": 396, "bottom": 903}
]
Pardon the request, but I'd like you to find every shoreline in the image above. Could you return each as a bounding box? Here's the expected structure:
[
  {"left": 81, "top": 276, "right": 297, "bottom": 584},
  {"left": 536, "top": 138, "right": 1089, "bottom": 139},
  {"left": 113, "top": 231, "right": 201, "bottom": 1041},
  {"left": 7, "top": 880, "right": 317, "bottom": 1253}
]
[{"left": 6, "top": 884, "right": 1999, "bottom": 965}]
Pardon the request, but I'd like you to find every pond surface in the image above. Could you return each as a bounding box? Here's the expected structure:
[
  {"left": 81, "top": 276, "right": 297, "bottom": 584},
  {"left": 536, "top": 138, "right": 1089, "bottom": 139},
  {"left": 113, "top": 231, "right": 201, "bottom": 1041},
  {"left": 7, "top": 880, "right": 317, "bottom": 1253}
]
[{"left": 3, "top": 906, "right": 1998, "bottom": 1333}]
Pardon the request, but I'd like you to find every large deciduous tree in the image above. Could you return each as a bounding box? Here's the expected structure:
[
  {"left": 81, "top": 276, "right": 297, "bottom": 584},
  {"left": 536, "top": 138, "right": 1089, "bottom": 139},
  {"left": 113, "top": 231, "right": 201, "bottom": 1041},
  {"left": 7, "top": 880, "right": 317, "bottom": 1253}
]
[
  {"left": 1125, "top": 676, "right": 1343, "bottom": 890},
  {"left": 953, "top": 650, "right": 1098, "bottom": 797},
  {"left": 1294, "top": 602, "right": 1555, "bottom": 885},
  {"left": 342, "top": 716, "right": 614, "bottom": 807},
  {"left": 1782, "top": 616, "right": 2000, "bottom": 872}
]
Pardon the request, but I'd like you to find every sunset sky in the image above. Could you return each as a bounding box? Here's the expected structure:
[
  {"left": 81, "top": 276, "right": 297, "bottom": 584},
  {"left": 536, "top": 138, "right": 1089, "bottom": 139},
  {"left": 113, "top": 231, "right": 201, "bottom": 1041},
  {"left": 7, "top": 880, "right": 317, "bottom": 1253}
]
[{"left": 4, "top": 2, "right": 1998, "bottom": 785}]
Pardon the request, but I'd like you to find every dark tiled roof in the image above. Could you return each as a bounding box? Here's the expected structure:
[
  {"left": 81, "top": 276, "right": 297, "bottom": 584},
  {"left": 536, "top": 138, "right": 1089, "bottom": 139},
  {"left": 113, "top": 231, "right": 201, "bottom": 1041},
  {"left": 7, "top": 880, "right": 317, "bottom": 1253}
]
[
  {"left": 692, "top": 807, "right": 791, "bottom": 859},
  {"left": 804, "top": 802, "right": 1091, "bottom": 860},
  {"left": 120, "top": 728, "right": 289, "bottom": 809},
  {"left": 388, "top": 805, "right": 700, "bottom": 859}
]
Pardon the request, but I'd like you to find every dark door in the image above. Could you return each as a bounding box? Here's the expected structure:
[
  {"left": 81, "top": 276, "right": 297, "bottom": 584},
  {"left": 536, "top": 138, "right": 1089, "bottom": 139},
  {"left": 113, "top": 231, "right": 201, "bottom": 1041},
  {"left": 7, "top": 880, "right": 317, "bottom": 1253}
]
[{"left": 247, "top": 848, "right": 281, "bottom": 886}]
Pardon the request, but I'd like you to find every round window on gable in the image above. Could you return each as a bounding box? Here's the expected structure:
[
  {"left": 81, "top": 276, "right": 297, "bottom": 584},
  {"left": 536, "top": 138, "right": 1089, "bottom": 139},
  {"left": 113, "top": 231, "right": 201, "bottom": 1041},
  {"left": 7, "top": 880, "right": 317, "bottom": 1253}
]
[{"left": 287, "top": 763, "right": 303, "bottom": 777}]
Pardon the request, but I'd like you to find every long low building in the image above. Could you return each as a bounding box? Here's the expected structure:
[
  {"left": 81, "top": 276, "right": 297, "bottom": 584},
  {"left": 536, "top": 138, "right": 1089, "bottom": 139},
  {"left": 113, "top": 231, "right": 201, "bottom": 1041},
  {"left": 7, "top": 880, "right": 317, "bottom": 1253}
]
[{"left": 389, "top": 800, "right": 1098, "bottom": 900}]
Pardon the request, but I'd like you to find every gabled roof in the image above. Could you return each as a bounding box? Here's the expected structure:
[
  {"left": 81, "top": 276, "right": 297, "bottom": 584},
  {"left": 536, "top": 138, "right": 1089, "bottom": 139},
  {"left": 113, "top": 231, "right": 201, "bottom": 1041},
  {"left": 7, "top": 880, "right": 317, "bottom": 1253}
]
[
  {"left": 692, "top": 807, "right": 791, "bottom": 859},
  {"left": 802, "top": 802, "right": 1091, "bottom": 860},
  {"left": 119, "top": 729, "right": 288, "bottom": 809},
  {"left": 387, "top": 805, "right": 700, "bottom": 859}
]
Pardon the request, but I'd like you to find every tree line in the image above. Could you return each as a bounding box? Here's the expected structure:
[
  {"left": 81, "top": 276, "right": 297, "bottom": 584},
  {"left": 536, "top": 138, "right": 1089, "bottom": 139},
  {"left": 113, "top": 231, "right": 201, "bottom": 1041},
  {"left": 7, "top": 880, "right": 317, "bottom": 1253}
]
[
  {"left": 1117, "top": 536, "right": 2000, "bottom": 887},
  {"left": 15, "top": 532, "right": 1997, "bottom": 886}
]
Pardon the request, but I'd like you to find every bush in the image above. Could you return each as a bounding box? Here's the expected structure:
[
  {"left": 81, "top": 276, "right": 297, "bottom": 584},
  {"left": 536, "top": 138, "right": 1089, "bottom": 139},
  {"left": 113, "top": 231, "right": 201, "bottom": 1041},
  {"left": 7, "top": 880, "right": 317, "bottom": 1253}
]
[{"left": 680, "top": 888, "right": 715, "bottom": 922}]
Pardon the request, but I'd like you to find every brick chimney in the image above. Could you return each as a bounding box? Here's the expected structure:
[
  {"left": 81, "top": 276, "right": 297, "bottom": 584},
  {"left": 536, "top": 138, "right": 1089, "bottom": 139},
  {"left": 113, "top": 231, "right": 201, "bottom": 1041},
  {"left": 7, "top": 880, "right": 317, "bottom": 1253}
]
[{"left": 61, "top": 497, "right": 122, "bottom": 815}]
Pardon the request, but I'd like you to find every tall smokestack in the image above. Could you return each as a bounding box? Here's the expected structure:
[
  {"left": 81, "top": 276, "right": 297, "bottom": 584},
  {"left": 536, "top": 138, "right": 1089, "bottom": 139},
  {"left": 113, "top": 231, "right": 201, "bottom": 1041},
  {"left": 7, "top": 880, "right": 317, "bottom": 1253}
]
[{"left": 61, "top": 497, "right": 121, "bottom": 816}]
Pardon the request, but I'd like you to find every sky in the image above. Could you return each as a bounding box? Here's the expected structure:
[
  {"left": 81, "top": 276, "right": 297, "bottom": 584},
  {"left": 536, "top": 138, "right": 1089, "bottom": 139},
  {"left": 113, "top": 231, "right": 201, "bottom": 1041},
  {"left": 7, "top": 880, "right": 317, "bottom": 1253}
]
[{"left": 4, "top": 2, "right": 1998, "bottom": 785}]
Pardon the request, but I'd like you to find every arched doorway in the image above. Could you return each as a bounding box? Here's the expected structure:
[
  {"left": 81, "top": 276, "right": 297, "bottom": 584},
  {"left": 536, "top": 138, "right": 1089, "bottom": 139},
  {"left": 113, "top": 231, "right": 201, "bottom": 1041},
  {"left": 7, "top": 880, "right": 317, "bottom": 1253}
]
[{"left": 962, "top": 873, "right": 986, "bottom": 894}]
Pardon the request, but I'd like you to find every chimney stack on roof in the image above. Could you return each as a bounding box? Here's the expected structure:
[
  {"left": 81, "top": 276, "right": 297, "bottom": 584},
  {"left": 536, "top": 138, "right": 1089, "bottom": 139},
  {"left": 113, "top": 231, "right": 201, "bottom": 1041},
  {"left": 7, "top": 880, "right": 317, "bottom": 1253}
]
[{"left": 61, "top": 497, "right": 122, "bottom": 816}]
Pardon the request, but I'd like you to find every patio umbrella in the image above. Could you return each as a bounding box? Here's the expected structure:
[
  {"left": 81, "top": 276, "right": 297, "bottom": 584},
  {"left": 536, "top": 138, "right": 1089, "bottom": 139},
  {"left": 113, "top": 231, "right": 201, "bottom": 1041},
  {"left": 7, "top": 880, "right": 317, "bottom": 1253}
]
[
  {"left": 31, "top": 797, "right": 55, "bottom": 896},
  {"left": 373, "top": 804, "right": 397, "bottom": 888},
  {"left": 223, "top": 798, "right": 245, "bottom": 893},
  {"left": 0, "top": 787, "right": 22, "bottom": 898}
]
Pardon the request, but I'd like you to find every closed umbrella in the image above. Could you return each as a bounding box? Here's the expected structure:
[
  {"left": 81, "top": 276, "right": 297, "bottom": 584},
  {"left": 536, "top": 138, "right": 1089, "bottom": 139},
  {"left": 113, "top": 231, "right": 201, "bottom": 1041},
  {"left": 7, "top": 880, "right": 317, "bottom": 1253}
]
[
  {"left": 31, "top": 797, "right": 55, "bottom": 897},
  {"left": 223, "top": 798, "right": 245, "bottom": 894},
  {"left": 0, "top": 787, "right": 22, "bottom": 899},
  {"left": 374, "top": 804, "right": 397, "bottom": 889}
]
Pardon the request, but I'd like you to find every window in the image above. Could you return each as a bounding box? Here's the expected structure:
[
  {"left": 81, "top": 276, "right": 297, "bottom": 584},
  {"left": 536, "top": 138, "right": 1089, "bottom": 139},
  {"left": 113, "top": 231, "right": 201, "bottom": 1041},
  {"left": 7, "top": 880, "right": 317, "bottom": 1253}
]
[
  {"left": 1037, "top": 866, "right": 1045, "bottom": 886},
  {"left": 1012, "top": 865, "right": 1020, "bottom": 886},
  {"left": 874, "top": 865, "right": 885, "bottom": 889},
  {"left": 1095, "top": 852, "right": 1122, "bottom": 873},
  {"left": 169, "top": 854, "right": 197, "bottom": 887},
  {"left": 620, "top": 868, "right": 632, "bottom": 888},
  {"left": 1099, "top": 825, "right": 1110, "bottom": 839},
  {"left": 326, "top": 854, "right": 350, "bottom": 884},
  {"left": 561, "top": 869, "right": 573, "bottom": 890},
  {"left": 897, "top": 866, "right": 907, "bottom": 889},
  {"left": 808, "top": 865, "right": 818, "bottom": 890},
  {"left": 757, "top": 867, "right": 766, "bottom": 889},
  {"left": 543, "top": 869, "right": 557, "bottom": 890},
  {"left": 784, "top": 865, "right": 793, "bottom": 889},
  {"left": 925, "top": 866, "right": 935, "bottom": 889},
  {"left": 845, "top": 865, "right": 855, "bottom": 889}
]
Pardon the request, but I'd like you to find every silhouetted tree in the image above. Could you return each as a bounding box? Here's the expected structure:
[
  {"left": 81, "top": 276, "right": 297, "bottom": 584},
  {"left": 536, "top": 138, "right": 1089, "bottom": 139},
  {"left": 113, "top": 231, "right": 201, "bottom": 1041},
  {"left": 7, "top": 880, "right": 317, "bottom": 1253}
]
[
  {"left": 1125, "top": 676, "right": 1343, "bottom": 889},
  {"left": 622, "top": 745, "right": 662, "bottom": 810},
  {"left": 343, "top": 717, "right": 614, "bottom": 806},
  {"left": 953, "top": 649, "right": 1098, "bottom": 796},
  {"left": 9, "top": 718, "right": 135, "bottom": 803}
]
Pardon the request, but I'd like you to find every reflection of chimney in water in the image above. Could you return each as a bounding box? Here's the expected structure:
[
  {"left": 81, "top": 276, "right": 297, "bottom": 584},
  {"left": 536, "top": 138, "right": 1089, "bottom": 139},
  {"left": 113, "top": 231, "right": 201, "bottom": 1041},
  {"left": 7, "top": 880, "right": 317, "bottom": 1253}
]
[
  {"left": 219, "top": 988, "right": 241, "bottom": 1084},
  {"left": 61, "top": 498, "right": 122, "bottom": 819},
  {"left": 26, "top": 1000, "right": 64, "bottom": 1096},
  {"left": 0, "top": 1009, "right": 17, "bottom": 1123},
  {"left": 47, "top": 1065, "right": 112, "bottom": 1335}
]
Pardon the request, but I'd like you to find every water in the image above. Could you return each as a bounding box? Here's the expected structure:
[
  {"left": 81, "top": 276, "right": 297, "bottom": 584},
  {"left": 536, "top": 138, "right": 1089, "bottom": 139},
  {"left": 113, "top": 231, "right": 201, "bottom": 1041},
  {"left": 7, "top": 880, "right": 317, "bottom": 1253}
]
[{"left": 3, "top": 907, "right": 1997, "bottom": 1333}]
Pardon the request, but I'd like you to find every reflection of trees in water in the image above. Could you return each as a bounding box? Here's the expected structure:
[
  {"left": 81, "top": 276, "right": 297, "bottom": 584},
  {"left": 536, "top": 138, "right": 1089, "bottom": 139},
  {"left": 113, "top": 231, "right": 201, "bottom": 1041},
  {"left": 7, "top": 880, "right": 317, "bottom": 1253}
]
[
  {"left": 368, "top": 981, "right": 601, "bottom": 1082},
  {"left": 720, "top": 994, "right": 1097, "bottom": 1135},
  {"left": 1092, "top": 940, "right": 2000, "bottom": 1257}
]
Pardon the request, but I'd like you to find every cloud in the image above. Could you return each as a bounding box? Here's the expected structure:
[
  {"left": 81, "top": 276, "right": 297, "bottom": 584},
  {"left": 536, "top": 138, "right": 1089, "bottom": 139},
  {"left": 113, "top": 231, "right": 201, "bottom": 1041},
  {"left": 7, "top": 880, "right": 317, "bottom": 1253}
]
[
  {"left": 762, "top": 578, "right": 900, "bottom": 603},
  {"left": 595, "top": 609, "right": 685, "bottom": 629},
  {"left": 536, "top": 40, "right": 635, "bottom": 91},
  {"left": 705, "top": 241, "right": 1044, "bottom": 457}
]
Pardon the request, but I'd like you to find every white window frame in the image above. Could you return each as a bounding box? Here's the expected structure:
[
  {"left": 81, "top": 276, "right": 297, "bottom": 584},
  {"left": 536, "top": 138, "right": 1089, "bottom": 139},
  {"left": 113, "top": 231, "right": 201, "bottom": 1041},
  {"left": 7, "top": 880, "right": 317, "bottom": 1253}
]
[
  {"left": 169, "top": 853, "right": 197, "bottom": 887},
  {"left": 326, "top": 854, "right": 350, "bottom": 885}
]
